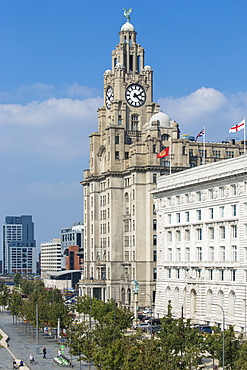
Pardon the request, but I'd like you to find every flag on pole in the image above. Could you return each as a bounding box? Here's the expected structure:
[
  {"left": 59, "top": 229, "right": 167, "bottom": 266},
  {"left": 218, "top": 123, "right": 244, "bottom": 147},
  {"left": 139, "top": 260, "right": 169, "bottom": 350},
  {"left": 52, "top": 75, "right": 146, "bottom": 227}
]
[
  {"left": 157, "top": 147, "right": 170, "bottom": 158},
  {"left": 195, "top": 129, "right": 205, "bottom": 141},
  {"left": 229, "top": 119, "right": 245, "bottom": 133}
]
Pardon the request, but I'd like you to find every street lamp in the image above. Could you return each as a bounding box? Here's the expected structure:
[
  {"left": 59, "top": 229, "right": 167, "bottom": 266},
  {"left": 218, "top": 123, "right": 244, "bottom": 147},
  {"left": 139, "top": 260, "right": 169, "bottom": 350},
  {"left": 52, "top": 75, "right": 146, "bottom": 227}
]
[
  {"left": 211, "top": 303, "right": 225, "bottom": 370},
  {"left": 141, "top": 292, "right": 153, "bottom": 335}
]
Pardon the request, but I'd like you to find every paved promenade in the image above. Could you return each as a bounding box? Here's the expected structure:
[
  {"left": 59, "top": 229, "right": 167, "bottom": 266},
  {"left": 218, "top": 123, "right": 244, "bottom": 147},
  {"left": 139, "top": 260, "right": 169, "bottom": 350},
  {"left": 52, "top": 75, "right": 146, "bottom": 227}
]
[{"left": 0, "top": 310, "right": 92, "bottom": 369}]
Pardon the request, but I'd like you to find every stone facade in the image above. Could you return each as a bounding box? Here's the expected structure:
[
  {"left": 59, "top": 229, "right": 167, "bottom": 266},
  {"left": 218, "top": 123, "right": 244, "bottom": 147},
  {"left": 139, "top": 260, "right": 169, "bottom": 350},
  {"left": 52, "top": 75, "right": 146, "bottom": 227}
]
[
  {"left": 79, "top": 18, "right": 244, "bottom": 310},
  {"left": 153, "top": 154, "right": 247, "bottom": 332}
]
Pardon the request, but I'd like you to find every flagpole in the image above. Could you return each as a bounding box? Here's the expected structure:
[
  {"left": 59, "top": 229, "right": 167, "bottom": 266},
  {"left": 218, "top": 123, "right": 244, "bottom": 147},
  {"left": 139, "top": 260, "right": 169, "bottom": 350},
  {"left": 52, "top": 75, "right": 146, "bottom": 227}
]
[
  {"left": 170, "top": 139, "right": 172, "bottom": 175},
  {"left": 203, "top": 126, "right": 206, "bottom": 165},
  {"left": 244, "top": 118, "right": 246, "bottom": 154}
]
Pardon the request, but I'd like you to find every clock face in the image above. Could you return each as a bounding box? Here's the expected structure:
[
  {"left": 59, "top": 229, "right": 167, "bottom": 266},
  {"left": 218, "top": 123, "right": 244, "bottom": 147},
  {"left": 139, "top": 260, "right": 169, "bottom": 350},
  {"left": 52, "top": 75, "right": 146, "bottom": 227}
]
[
  {"left": 125, "top": 84, "right": 146, "bottom": 107},
  {"left": 105, "top": 86, "right": 114, "bottom": 110}
]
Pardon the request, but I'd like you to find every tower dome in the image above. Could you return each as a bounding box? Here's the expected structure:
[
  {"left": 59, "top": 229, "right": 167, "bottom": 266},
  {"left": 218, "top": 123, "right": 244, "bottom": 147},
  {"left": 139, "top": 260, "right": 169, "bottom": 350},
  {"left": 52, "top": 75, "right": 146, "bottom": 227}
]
[
  {"left": 150, "top": 111, "right": 171, "bottom": 128},
  {"left": 120, "top": 22, "right": 135, "bottom": 32}
]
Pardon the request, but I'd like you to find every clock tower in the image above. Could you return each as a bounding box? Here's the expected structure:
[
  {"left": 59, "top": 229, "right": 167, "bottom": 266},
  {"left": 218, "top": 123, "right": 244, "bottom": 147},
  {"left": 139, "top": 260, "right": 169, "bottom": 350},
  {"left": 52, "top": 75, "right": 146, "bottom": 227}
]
[{"left": 80, "top": 15, "right": 179, "bottom": 309}]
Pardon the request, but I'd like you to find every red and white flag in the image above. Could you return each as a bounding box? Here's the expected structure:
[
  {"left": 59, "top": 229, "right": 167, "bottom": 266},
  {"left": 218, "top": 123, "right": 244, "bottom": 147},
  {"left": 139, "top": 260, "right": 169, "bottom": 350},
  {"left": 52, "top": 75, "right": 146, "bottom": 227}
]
[
  {"left": 229, "top": 119, "right": 245, "bottom": 133},
  {"left": 157, "top": 147, "right": 170, "bottom": 158}
]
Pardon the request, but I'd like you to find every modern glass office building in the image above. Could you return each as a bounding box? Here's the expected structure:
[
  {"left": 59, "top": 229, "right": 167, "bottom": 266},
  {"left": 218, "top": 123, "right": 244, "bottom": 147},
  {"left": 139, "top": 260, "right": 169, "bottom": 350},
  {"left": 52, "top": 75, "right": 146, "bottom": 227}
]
[{"left": 2, "top": 215, "right": 36, "bottom": 274}]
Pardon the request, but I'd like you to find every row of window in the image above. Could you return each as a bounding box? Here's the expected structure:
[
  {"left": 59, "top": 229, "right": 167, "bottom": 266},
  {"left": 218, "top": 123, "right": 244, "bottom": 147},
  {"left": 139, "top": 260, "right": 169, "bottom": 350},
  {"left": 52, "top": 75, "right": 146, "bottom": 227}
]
[
  {"left": 167, "top": 184, "right": 243, "bottom": 207},
  {"left": 168, "top": 205, "right": 237, "bottom": 224},
  {"left": 166, "top": 224, "right": 238, "bottom": 243},
  {"left": 164, "top": 267, "right": 237, "bottom": 281},
  {"left": 166, "top": 245, "right": 238, "bottom": 262}
]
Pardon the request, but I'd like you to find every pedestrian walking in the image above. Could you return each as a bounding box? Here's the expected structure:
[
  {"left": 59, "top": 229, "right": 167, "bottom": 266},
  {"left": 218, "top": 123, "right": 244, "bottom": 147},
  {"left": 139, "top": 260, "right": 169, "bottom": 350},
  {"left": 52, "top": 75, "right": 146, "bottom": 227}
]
[{"left": 43, "top": 347, "right": 47, "bottom": 359}]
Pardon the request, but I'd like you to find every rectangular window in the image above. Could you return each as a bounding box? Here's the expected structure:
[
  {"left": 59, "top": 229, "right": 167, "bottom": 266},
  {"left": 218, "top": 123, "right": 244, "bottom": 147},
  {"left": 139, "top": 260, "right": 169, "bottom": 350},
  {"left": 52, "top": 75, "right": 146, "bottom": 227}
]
[
  {"left": 231, "top": 184, "right": 237, "bottom": 195},
  {"left": 185, "top": 230, "right": 190, "bottom": 241},
  {"left": 176, "top": 213, "right": 181, "bottom": 223},
  {"left": 125, "top": 152, "right": 129, "bottom": 159},
  {"left": 153, "top": 250, "right": 157, "bottom": 262},
  {"left": 197, "top": 247, "right": 202, "bottom": 261},
  {"left": 220, "top": 226, "right": 226, "bottom": 239},
  {"left": 185, "top": 211, "right": 190, "bottom": 222},
  {"left": 176, "top": 230, "right": 181, "bottom": 242},
  {"left": 232, "top": 270, "right": 236, "bottom": 281},
  {"left": 232, "top": 225, "right": 237, "bottom": 238},
  {"left": 153, "top": 219, "right": 157, "bottom": 230},
  {"left": 168, "top": 214, "right": 172, "bottom": 224},
  {"left": 168, "top": 268, "right": 172, "bottom": 279},
  {"left": 168, "top": 248, "right": 172, "bottom": 261},
  {"left": 220, "top": 246, "right": 225, "bottom": 261},
  {"left": 197, "top": 191, "right": 202, "bottom": 202},
  {"left": 197, "top": 228, "right": 202, "bottom": 240},
  {"left": 220, "top": 187, "right": 224, "bottom": 197},
  {"left": 177, "top": 248, "right": 181, "bottom": 261},
  {"left": 168, "top": 231, "right": 172, "bottom": 243},
  {"left": 220, "top": 269, "right": 224, "bottom": 281},
  {"left": 115, "top": 151, "right": 119, "bottom": 159},
  {"left": 153, "top": 235, "right": 157, "bottom": 246},
  {"left": 232, "top": 245, "right": 237, "bottom": 261},
  {"left": 209, "top": 208, "right": 214, "bottom": 219},
  {"left": 209, "top": 247, "right": 214, "bottom": 261},
  {"left": 220, "top": 206, "right": 225, "bottom": 218},
  {"left": 177, "top": 269, "right": 180, "bottom": 279},
  {"left": 197, "top": 210, "right": 202, "bottom": 221},
  {"left": 209, "top": 269, "right": 213, "bottom": 280},
  {"left": 209, "top": 227, "right": 214, "bottom": 240},
  {"left": 153, "top": 268, "right": 157, "bottom": 280},
  {"left": 186, "top": 248, "right": 190, "bottom": 261},
  {"left": 232, "top": 204, "right": 237, "bottom": 217},
  {"left": 153, "top": 173, "right": 157, "bottom": 183},
  {"left": 115, "top": 135, "right": 119, "bottom": 144}
]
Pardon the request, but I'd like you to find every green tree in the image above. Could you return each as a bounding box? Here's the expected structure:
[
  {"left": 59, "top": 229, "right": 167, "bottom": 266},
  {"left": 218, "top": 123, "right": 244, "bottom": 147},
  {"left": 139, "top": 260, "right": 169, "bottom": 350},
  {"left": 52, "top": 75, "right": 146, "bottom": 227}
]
[
  {"left": 8, "top": 290, "right": 23, "bottom": 324},
  {"left": 234, "top": 340, "right": 247, "bottom": 370},
  {"left": 0, "top": 282, "right": 10, "bottom": 313},
  {"left": 13, "top": 272, "right": 22, "bottom": 286},
  {"left": 215, "top": 325, "right": 241, "bottom": 369}
]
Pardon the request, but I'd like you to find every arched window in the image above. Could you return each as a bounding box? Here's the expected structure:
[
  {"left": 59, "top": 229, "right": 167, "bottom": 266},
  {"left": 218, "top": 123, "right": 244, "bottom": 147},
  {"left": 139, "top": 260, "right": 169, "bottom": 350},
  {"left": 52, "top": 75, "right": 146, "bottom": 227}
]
[
  {"left": 121, "top": 288, "right": 125, "bottom": 304},
  {"left": 206, "top": 289, "right": 213, "bottom": 314},
  {"left": 174, "top": 287, "right": 179, "bottom": 312},
  {"left": 190, "top": 289, "right": 197, "bottom": 314},
  {"left": 165, "top": 286, "right": 171, "bottom": 314},
  {"left": 128, "top": 288, "right": 131, "bottom": 306},
  {"left": 161, "top": 134, "right": 170, "bottom": 141},
  {"left": 183, "top": 288, "right": 187, "bottom": 317},
  {"left": 228, "top": 291, "right": 235, "bottom": 316},
  {"left": 217, "top": 290, "right": 224, "bottom": 312}
]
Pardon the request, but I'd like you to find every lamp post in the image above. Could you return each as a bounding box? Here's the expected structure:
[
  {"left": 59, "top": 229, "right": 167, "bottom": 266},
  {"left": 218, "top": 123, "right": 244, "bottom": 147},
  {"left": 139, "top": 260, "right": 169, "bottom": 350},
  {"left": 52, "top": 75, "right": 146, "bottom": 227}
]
[
  {"left": 212, "top": 303, "right": 225, "bottom": 370},
  {"left": 142, "top": 292, "right": 153, "bottom": 335},
  {"left": 35, "top": 303, "right": 39, "bottom": 354}
]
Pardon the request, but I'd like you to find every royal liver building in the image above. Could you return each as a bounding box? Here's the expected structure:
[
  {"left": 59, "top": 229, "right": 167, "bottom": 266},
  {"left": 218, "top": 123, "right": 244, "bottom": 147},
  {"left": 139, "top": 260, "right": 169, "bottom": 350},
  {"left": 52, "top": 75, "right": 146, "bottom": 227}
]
[{"left": 79, "top": 13, "right": 244, "bottom": 309}]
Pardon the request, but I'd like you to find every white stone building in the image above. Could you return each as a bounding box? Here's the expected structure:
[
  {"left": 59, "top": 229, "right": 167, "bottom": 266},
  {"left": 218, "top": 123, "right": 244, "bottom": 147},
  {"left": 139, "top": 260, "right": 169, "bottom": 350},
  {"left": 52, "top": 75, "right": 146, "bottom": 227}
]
[
  {"left": 153, "top": 154, "right": 247, "bottom": 332},
  {"left": 40, "top": 238, "right": 61, "bottom": 277}
]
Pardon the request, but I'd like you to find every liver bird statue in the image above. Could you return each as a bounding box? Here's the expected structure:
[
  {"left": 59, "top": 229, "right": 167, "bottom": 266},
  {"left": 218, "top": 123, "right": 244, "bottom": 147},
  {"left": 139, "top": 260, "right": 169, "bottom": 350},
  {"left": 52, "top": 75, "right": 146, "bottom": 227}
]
[{"left": 123, "top": 8, "right": 133, "bottom": 22}]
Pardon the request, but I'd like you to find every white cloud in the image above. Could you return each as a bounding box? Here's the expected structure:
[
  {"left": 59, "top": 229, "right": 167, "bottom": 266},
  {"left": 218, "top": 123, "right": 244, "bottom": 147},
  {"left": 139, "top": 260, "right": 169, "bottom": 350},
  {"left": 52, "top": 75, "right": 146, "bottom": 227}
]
[
  {"left": 0, "top": 96, "right": 103, "bottom": 159},
  {"left": 65, "top": 82, "right": 101, "bottom": 98},
  {"left": 158, "top": 87, "right": 247, "bottom": 141}
]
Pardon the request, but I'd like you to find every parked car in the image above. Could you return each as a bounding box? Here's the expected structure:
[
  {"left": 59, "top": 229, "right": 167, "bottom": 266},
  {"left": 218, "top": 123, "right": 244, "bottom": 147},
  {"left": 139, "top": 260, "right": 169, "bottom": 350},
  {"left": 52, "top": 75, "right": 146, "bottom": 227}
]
[
  {"left": 193, "top": 324, "right": 212, "bottom": 334},
  {"left": 147, "top": 318, "right": 161, "bottom": 326},
  {"left": 143, "top": 308, "right": 152, "bottom": 314},
  {"left": 144, "top": 325, "right": 162, "bottom": 334},
  {"left": 198, "top": 325, "right": 212, "bottom": 334},
  {"left": 134, "top": 323, "right": 150, "bottom": 331}
]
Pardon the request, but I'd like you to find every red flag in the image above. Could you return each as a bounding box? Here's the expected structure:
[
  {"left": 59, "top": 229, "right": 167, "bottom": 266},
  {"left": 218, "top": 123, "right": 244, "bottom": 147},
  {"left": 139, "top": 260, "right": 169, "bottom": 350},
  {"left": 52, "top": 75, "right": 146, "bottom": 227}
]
[{"left": 157, "top": 147, "right": 170, "bottom": 158}]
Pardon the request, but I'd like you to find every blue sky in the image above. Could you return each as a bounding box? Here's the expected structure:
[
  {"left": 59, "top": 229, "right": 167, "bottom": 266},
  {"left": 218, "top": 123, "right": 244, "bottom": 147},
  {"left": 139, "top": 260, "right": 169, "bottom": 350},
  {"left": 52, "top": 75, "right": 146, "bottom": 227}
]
[{"left": 1, "top": 0, "right": 247, "bottom": 258}]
